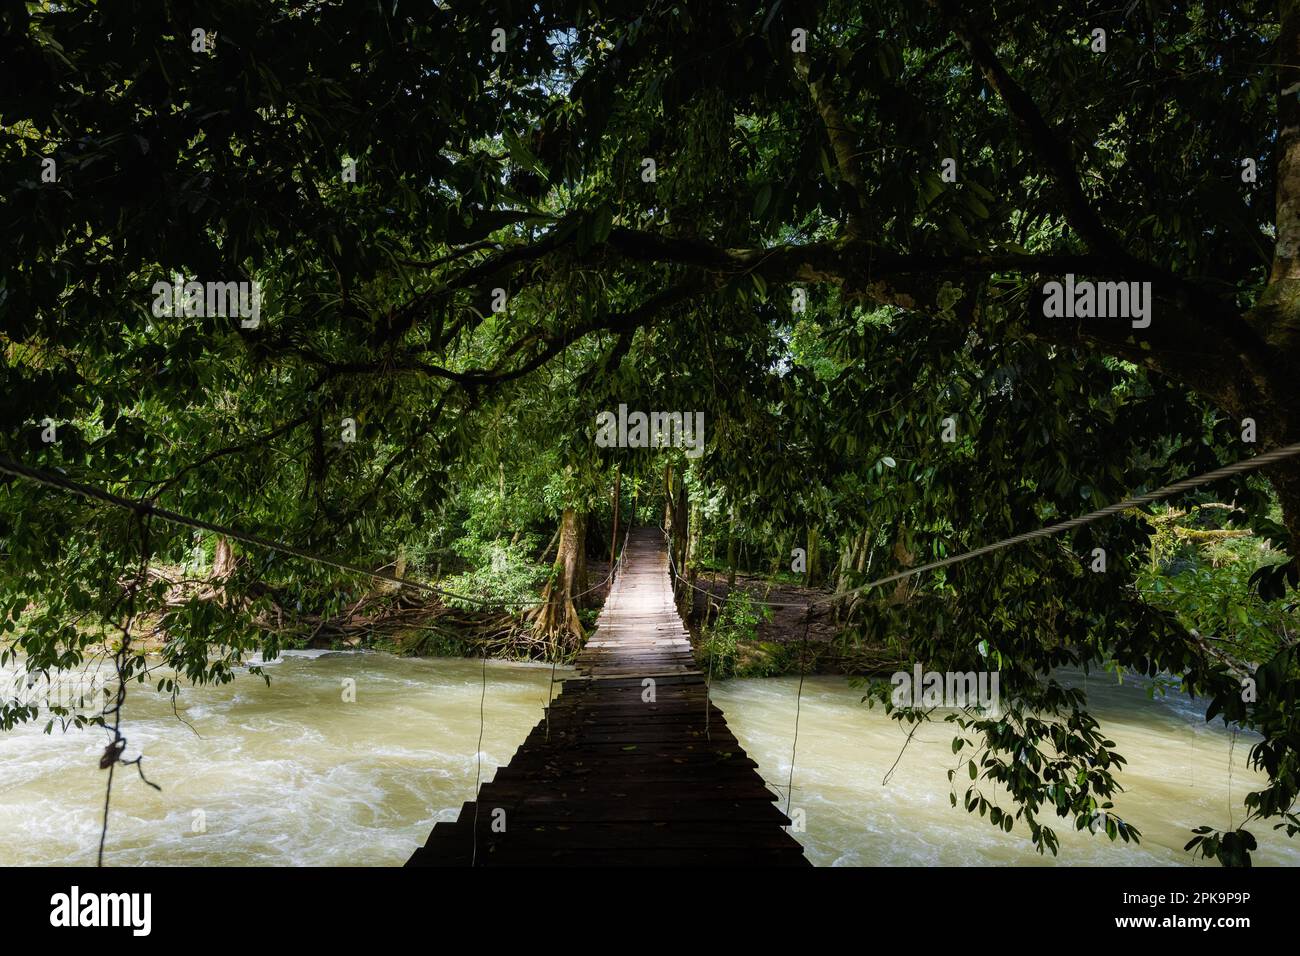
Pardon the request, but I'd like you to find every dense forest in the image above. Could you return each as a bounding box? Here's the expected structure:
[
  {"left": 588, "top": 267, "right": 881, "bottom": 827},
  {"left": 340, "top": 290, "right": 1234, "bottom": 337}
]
[{"left": 2, "top": 0, "right": 1299, "bottom": 867}]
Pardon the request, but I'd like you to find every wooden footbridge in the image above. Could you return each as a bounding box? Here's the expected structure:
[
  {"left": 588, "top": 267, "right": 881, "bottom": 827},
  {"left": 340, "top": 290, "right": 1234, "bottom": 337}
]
[{"left": 406, "top": 527, "right": 810, "bottom": 866}]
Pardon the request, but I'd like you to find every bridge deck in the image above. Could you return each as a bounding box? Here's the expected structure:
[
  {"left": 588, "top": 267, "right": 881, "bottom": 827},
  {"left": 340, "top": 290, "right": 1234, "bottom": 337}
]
[{"left": 406, "top": 527, "right": 809, "bottom": 866}]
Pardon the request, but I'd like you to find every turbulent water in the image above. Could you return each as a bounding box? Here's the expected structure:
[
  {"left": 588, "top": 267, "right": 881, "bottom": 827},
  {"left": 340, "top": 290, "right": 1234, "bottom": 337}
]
[
  {"left": 1, "top": 652, "right": 1296, "bottom": 866},
  {"left": 713, "top": 673, "right": 1300, "bottom": 866},
  {"left": 0, "top": 653, "right": 557, "bottom": 866}
]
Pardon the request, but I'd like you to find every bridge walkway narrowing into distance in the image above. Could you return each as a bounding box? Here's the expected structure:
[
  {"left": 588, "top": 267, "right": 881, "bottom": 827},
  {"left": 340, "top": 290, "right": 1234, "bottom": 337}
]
[{"left": 406, "top": 526, "right": 810, "bottom": 866}]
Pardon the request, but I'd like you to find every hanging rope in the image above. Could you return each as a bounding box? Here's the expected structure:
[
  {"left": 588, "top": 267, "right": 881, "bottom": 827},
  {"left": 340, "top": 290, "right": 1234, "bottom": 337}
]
[
  {"left": 1228, "top": 728, "right": 1238, "bottom": 829},
  {"left": 784, "top": 603, "right": 812, "bottom": 823},
  {"left": 96, "top": 513, "right": 162, "bottom": 865},
  {"left": 7, "top": 441, "right": 1300, "bottom": 860},
  {"left": 662, "top": 530, "right": 714, "bottom": 736},
  {"left": 7, "top": 442, "right": 1297, "bottom": 618},
  {"left": 546, "top": 523, "right": 631, "bottom": 742},
  {"left": 471, "top": 649, "right": 487, "bottom": 867},
  {"left": 0, "top": 453, "right": 644, "bottom": 867},
  {"left": 703, "top": 623, "right": 714, "bottom": 741},
  {"left": 544, "top": 648, "right": 559, "bottom": 744},
  {"left": 662, "top": 443, "right": 1300, "bottom": 832},
  {"left": 670, "top": 529, "right": 812, "bottom": 817}
]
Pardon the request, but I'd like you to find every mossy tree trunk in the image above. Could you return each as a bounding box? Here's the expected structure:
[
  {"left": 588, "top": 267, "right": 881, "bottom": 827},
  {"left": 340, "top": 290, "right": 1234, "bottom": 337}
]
[
  {"left": 212, "top": 535, "right": 235, "bottom": 578},
  {"left": 804, "top": 527, "right": 821, "bottom": 588},
  {"left": 888, "top": 523, "right": 915, "bottom": 606},
  {"left": 531, "top": 507, "right": 588, "bottom": 653},
  {"left": 726, "top": 512, "right": 739, "bottom": 588}
]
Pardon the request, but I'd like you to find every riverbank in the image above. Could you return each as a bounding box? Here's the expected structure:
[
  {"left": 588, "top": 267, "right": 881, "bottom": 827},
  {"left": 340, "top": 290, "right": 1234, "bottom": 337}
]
[
  {"left": 674, "top": 571, "right": 892, "bottom": 678},
  {"left": 7, "top": 559, "right": 890, "bottom": 681}
]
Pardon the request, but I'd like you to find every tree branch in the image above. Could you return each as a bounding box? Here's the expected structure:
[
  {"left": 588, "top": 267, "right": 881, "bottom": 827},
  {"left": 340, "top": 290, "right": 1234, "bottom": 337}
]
[
  {"left": 792, "top": 47, "right": 871, "bottom": 238},
  {"left": 932, "top": 2, "right": 1290, "bottom": 388},
  {"left": 146, "top": 409, "right": 315, "bottom": 499},
  {"left": 932, "top": 0, "right": 1127, "bottom": 261}
]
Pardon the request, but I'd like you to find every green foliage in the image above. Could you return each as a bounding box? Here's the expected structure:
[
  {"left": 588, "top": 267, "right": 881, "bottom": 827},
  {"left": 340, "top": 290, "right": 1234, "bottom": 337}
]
[
  {"left": 734, "top": 640, "right": 795, "bottom": 679},
  {"left": 1185, "top": 826, "right": 1259, "bottom": 867},
  {"left": 440, "top": 539, "right": 546, "bottom": 611},
  {"left": 699, "top": 591, "right": 773, "bottom": 680},
  {"left": 1, "top": 0, "right": 1298, "bottom": 867},
  {"left": 1139, "top": 519, "right": 1295, "bottom": 664}
]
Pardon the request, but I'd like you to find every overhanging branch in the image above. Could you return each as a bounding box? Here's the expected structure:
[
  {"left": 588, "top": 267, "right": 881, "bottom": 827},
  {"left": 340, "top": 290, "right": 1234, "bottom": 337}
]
[{"left": 932, "top": 0, "right": 1126, "bottom": 261}]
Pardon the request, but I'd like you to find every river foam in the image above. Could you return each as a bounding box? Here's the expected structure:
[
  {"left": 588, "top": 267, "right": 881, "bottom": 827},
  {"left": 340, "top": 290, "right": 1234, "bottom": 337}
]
[{"left": 2, "top": 656, "right": 1296, "bottom": 866}]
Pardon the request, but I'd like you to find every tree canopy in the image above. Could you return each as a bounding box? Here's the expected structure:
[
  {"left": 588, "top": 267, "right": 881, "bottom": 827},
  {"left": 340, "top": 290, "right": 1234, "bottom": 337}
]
[{"left": 3, "top": 0, "right": 1300, "bottom": 866}]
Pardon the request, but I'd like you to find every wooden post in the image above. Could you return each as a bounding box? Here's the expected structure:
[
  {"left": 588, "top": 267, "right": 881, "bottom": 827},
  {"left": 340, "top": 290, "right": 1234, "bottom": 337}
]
[{"left": 610, "top": 466, "right": 621, "bottom": 570}]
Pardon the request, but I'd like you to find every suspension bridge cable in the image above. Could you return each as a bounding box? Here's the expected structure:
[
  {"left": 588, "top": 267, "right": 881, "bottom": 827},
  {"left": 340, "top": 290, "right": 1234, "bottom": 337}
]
[
  {"left": 666, "top": 568, "right": 818, "bottom": 609},
  {"left": 664, "top": 443, "right": 1300, "bottom": 610},
  {"left": 0, "top": 454, "right": 621, "bottom": 610},
  {"left": 10, "top": 444, "right": 1300, "bottom": 856},
  {"left": 546, "top": 523, "right": 631, "bottom": 742},
  {"left": 0, "top": 453, "right": 640, "bottom": 866},
  {"left": 809, "top": 442, "right": 1300, "bottom": 609},
  {"left": 666, "top": 540, "right": 716, "bottom": 737}
]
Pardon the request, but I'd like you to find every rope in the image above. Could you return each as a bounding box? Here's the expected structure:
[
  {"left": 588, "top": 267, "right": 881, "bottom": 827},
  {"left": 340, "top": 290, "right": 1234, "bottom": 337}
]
[
  {"left": 9, "top": 441, "right": 1299, "bottom": 856},
  {"left": 810, "top": 442, "right": 1300, "bottom": 609},
  {"left": 471, "top": 649, "right": 486, "bottom": 867},
  {"left": 784, "top": 603, "right": 812, "bottom": 824},
  {"left": 544, "top": 649, "right": 558, "bottom": 743},
  {"left": 0, "top": 453, "right": 637, "bottom": 865},
  {"left": 661, "top": 528, "right": 813, "bottom": 830},
  {"left": 1228, "top": 728, "right": 1238, "bottom": 829},
  {"left": 0, "top": 454, "right": 613, "bottom": 611},
  {"left": 96, "top": 528, "right": 147, "bottom": 867},
  {"left": 662, "top": 531, "right": 711, "bottom": 735},
  {"left": 661, "top": 443, "right": 1300, "bottom": 837},
  {"left": 668, "top": 565, "right": 814, "bottom": 609},
  {"left": 8, "top": 441, "right": 1295, "bottom": 615},
  {"left": 662, "top": 443, "right": 1300, "bottom": 611},
  {"left": 568, "top": 528, "right": 630, "bottom": 603},
  {"left": 704, "top": 621, "right": 714, "bottom": 741},
  {"left": 97, "top": 514, "right": 161, "bottom": 864}
]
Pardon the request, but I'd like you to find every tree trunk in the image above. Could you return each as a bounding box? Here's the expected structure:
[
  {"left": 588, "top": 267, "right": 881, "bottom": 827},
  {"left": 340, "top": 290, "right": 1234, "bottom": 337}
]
[
  {"left": 831, "top": 528, "right": 870, "bottom": 620},
  {"left": 726, "top": 513, "right": 738, "bottom": 588},
  {"left": 1249, "top": 0, "right": 1300, "bottom": 569},
  {"left": 212, "top": 535, "right": 235, "bottom": 578},
  {"left": 888, "top": 523, "right": 914, "bottom": 606},
  {"left": 385, "top": 546, "right": 408, "bottom": 594},
  {"left": 805, "top": 527, "right": 820, "bottom": 588},
  {"left": 662, "top": 464, "right": 690, "bottom": 592},
  {"left": 685, "top": 499, "right": 701, "bottom": 614},
  {"left": 530, "top": 508, "right": 588, "bottom": 653},
  {"left": 671, "top": 473, "right": 689, "bottom": 585}
]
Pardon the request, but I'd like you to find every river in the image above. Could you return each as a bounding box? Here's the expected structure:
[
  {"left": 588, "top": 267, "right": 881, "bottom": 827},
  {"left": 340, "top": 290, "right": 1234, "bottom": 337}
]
[{"left": 1, "top": 652, "right": 1295, "bottom": 866}]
